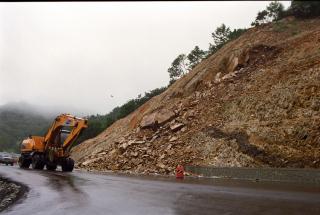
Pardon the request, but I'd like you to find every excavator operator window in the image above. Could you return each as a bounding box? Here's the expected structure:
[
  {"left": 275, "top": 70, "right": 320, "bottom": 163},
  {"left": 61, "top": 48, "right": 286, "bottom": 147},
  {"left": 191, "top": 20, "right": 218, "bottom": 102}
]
[
  {"left": 53, "top": 128, "right": 71, "bottom": 146},
  {"left": 60, "top": 129, "right": 71, "bottom": 145}
]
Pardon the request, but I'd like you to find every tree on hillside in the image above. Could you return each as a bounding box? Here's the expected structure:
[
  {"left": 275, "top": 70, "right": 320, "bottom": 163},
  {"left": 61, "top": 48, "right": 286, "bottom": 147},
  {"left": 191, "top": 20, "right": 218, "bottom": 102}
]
[
  {"left": 211, "top": 24, "right": 231, "bottom": 50},
  {"left": 266, "top": 1, "right": 285, "bottom": 21},
  {"left": 208, "top": 24, "right": 230, "bottom": 55},
  {"left": 251, "top": 1, "right": 285, "bottom": 26},
  {"left": 187, "top": 46, "right": 206, "bottom": 69},
  {"left": 228, "top": 28, "right": 247, "bottom": 41},
  {"left": 167, "top": 54, "right": 188, "bottom": 82},
  {"left": 290, "top": 1, "right": 320, "bottom": 18},
  {"left": 208, "top": 24, "right": 246, "bottom": 56},
  {"left": 251, "top": 10, "right": 269, "bottom": 26},
  {"left": 167, "top": 24, "right": 246, "bottom": 81}
]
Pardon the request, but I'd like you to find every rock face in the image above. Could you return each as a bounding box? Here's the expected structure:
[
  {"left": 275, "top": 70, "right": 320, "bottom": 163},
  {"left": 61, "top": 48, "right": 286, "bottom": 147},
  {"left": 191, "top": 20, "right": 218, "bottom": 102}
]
[{"left": 72, "top": 18, "right": 320, "bottom": 175}]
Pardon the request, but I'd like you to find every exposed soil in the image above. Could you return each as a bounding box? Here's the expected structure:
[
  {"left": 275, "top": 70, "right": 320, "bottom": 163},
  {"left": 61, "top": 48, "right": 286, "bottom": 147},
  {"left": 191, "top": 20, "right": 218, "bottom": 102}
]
[{"left": 72, "top": 17, "right": 320, "bottom": 175}]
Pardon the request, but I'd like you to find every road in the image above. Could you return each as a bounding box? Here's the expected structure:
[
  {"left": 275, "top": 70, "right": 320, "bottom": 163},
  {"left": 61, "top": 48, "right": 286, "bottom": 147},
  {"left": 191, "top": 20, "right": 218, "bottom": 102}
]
[{"left": 0, "top": 165, "right": 320, "bottom": 215}]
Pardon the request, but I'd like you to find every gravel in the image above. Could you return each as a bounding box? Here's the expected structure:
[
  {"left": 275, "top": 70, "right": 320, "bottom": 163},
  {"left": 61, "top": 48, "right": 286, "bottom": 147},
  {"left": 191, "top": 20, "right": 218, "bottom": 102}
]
[{"left": 0, "top": 176, "right": 28, "bottom": 212}]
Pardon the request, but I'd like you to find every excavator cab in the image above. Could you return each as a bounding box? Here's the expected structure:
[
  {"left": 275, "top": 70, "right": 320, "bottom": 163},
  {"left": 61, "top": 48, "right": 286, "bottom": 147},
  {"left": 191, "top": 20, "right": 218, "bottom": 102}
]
[
  {"left": 54, "top": 129, "right": 70, "bottom": 146},
  {"left": 60, "top": 129, "right": 71, "bottom": 144}
]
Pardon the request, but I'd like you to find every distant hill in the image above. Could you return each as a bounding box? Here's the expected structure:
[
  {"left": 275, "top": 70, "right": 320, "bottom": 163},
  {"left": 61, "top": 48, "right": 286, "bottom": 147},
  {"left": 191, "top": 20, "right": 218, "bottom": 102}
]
[{"left": 0, "top": 103, "right": 53, "bottom": 152}]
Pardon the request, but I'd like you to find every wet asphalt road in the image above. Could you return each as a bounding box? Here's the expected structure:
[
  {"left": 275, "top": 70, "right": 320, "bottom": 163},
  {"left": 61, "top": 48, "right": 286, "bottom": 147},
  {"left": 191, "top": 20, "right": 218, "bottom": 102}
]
[{"left": 0, "top": 165, "right": 320, "bottom": 215}]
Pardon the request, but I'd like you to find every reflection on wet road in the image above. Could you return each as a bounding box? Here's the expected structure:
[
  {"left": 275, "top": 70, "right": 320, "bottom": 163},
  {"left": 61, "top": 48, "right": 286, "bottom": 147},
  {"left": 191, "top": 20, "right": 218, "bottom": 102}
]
[{"left": 1, "top": 166, "right": 320, "bottom": 215}]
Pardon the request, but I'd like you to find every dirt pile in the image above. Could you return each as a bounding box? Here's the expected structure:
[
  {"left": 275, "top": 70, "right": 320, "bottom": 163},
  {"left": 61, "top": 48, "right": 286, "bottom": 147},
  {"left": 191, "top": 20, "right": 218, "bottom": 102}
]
[{"left": 72, "top": 17, "right": 320, "bottom": 175}]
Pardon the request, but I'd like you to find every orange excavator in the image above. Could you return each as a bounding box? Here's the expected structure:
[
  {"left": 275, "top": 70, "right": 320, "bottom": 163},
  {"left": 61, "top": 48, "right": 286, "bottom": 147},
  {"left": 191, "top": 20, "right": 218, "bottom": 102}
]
[{"left": 18, "top": 114, "right": 87, "bottom": 172}]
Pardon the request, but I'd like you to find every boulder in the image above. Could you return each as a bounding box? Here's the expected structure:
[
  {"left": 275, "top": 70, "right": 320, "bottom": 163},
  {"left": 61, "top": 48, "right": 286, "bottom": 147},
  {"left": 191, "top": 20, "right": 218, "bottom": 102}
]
[
  {"left": 156, "top": 162, "right": 166, "bottom": 169},
  {"left": 140, "top": 109, "right": 176, "bottom": 129},
  {"left": 169, "top": 136, "right": 178, "bottom": 142},
  {"left": 156, "top": 109, "right": 176, "bottom": 125},
  {"left": 226, "top": 49, "right": 249, "bottom": 74},
  {"left": 109, "top": 149, "right": 118, "bottom": 156},
  {"left": 81, "top": 157, "right": 101, "bottom": 166},
  {"left": 131, "top": 152, "right": 139, "bottom": 157},
  {"left": 151, "top": 135, "right": 159, "bottom": 142},
  {"left": 221, "top": 71, "right": 237, "bottom": 80},
  {"left": 119, "top": 142, "right": 129, "bottom": 150},
  {"left": 227, "top": 56, "right": 239, "bottom": 74},
  {"left": 118, "top": 137, "right": 126, "bottom": 144},
  {"left": 134, "top": 140, "right": 146, "bottom": 144},
  {"left": 170, "top": 123, "right": 185, "bottom": 132},
  {"left": 214, "top": 72, "right": 222, "bottom": 83},
  {"left": 159, "top": 154, "right": 166, "bottom": 160},
  {"left": 140, "top": 112, "right": 157, "bottom": 128}
]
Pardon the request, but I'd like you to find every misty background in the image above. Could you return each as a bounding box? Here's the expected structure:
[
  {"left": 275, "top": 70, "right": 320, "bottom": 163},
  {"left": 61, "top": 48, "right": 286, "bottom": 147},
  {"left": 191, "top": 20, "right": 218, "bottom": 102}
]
[{"left": 0, "top": 1, "right": 290, "bottom": 116}]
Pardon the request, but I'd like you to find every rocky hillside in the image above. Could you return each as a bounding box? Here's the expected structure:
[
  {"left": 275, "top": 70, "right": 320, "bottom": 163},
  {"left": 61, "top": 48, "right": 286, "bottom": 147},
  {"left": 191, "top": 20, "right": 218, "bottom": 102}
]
[{"left": 72, "top": 17, "right": 320, "bottom": 175}]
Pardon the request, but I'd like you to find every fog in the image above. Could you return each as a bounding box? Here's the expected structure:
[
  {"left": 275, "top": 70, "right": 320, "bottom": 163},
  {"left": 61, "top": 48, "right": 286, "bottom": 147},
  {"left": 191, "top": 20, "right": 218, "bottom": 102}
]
[{"left": 0, "top": 1, "right": 290, "bottom": 116}]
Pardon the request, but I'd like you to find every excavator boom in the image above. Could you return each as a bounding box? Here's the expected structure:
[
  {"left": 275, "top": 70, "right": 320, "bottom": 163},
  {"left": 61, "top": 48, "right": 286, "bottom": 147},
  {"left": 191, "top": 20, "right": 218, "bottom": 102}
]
[{"left": 44, "top": 114, "right": 87, "bottom": 151}]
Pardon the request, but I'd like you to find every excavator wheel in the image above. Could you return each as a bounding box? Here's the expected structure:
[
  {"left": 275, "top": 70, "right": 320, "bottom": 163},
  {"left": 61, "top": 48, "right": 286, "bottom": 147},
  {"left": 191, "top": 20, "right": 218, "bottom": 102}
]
[
  {"left": 32, "top": 154, "right": 45, "bottom": 170},
  {"left": 61, "top": 158, "right": 74, "bottom": 172},
  {"left": 46, "top": 164, "right": 57, "bottom": 171},
  {"left": 18, "top": 156, "right": 31, "bottom": 169}
]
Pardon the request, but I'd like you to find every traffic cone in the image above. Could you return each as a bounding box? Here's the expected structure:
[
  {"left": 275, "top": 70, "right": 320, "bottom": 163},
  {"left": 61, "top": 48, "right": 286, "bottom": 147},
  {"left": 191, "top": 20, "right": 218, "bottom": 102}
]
[{"left": 176, "top": 165, "right": 184, "bottom": 179}]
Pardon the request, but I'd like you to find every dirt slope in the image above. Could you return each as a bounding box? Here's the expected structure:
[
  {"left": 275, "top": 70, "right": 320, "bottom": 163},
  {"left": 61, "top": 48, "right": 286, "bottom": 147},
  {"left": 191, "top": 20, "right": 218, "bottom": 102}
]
[{"left": 71, "top": 17, "right": 320, "bottom": 174}]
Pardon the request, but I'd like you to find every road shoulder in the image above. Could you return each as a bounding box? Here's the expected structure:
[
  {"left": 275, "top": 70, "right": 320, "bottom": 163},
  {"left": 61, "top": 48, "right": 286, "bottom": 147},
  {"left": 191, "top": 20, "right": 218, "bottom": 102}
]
[{"left": 0, "top": 176, "right": 28, "bottom": 212}]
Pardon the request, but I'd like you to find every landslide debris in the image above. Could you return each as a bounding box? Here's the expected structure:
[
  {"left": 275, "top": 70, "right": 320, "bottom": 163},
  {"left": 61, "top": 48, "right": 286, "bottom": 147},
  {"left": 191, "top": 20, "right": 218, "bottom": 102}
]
[{"left": 72, "top": 17, "right": 320, "bottom": 175}]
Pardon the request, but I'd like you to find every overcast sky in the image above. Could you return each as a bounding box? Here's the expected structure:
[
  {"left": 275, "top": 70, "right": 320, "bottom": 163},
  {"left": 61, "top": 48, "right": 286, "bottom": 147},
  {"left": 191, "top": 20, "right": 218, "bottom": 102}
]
[{"left": 0, "top": 1, "right": 290, "bottom": 116}]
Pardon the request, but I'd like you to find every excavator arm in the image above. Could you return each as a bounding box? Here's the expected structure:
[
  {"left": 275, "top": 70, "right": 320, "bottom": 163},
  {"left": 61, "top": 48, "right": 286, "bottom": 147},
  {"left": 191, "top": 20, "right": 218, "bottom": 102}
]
[
  {"left": 44, "top": 114, "right": 87, "bottom": 153},
  {"left": 62, "top": 118, "right": 87, "bottom": 151}
]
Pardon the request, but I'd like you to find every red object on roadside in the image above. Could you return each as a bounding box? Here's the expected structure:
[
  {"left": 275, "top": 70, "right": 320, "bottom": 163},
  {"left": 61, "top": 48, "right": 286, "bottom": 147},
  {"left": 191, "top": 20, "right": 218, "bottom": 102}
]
[{"left": 176, "top": 165, "right": 184, "bottom": 179}]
